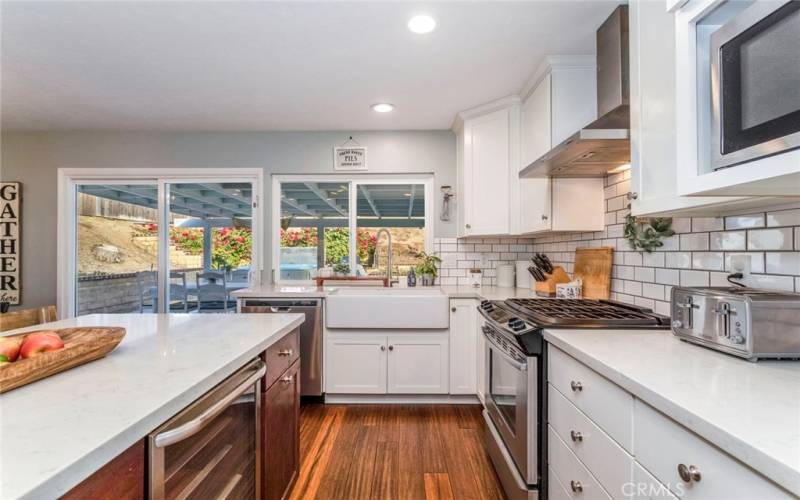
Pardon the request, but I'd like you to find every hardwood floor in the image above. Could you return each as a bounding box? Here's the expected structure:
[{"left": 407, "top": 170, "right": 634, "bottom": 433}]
[{"left": 288, "top": 404, "right": 506, "bottom": 500}]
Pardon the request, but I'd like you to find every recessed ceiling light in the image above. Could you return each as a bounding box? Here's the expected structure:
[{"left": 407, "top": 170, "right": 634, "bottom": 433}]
[
  {"left": 408, "top": 14, "right": 436, "bottom": 34},
  {"left": 371, "top": 103, "right": 395, "bottom": 113}
]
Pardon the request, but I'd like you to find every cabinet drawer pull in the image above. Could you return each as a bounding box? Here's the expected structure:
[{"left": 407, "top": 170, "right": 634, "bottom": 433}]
[
  {"left": 570, "top": 430, "right": 583, "bottom": 442},
  {"left": 570, "top": 480, "right": 583, "bottom": 493},
  {"left": 570, "top": 380, "right": 583, "bottom": 392},
  {"left": 381, "top": 345, "right": 386, "bottom": 351},
  {"left": 280, "top": 375, "right": 293, "bottom": 384},
  {"left": 451, "top": 307, "right": 457, "bottom": 312},
  {"left": 388, "top": 345, "right": 394, "bottom": 351},
  {"left": 677, "top": 464, "right": 701, "bottom": 483},
  {"left": 465, "top": 224, "right": 472, "bottom": 229},
  {"left": 278, "top": 349, "right": 293, "bottom": 356}
]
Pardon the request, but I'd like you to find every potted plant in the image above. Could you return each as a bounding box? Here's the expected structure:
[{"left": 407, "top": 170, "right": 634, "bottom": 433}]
[
  {"left": 416, "top": 252, "right": 442, "bottom": 286},
  {"left": 333, "top": 262, "right": 350, "bottom": 277}
]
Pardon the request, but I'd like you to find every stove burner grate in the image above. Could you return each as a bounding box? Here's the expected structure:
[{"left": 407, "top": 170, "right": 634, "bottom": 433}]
[{"left": 504, "top": 298, "right": 667, "bottom": 326}]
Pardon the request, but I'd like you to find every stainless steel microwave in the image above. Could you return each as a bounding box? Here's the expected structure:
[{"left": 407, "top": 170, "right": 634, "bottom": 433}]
[{"left": 710, "top": 0, "right": 800, "bottom": 170}]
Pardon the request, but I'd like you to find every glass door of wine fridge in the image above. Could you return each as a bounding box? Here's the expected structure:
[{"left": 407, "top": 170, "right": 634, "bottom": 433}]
[{"left": 149, "top": 359, "right": 264, "bottom": 500}]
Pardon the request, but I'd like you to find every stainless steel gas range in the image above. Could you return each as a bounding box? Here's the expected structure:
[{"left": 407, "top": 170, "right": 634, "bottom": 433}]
[{"left": 478, "top": 298, "right": 670, "bottom": 500}]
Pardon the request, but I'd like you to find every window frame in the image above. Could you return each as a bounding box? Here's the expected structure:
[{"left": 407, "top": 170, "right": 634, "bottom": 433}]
[{"left": 272, "top": 174, "right": 434, "bottom": 284}]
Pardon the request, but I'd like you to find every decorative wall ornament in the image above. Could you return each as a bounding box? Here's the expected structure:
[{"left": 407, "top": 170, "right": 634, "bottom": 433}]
[
  {"left": 623, "top": 215, "right": 674, "bottom": 253},
  {"left": 334, "top": 136, "right": 367, "bottom": 171},
  {"left": 0, "top": 182, "right": 21, "bottom": 305}
]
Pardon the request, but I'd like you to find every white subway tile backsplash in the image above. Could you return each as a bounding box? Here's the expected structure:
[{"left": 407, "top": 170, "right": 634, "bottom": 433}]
[
  {"left": 725, "top": 213, "right": 765, "bottom": 230},
  {"left": 747, "top": 228, "right": 793, "bottom": 250},
  {"left": 624, "top": 252, "right": 643, "bottom": 266},
  {"left": 671, "top": 218, "right": 692, "bottom": 233},
  {"left": 607, "top": 196, "right": 624, "bottom": 212},
  {"left": 665, "top": 252, "right": 692, "bottom": 269},
  {"left": 655, "top": 268, "right": 680, "bottom": 285},
  {"left": 765, "top": 252, "right": 800, "bottom": 275},
  {"left": 744, "top": 274, "right": 795, "bottom": 292},
  {"left": 635, "top": 297, "right": 655, "bottom": 310},
  {"left": 710, "top": 231, "right": 746, "bottom": 251},
  {"left": 724, "top": 252, "right": 766, "bottom": 274},
  {"left": 680, "top": 233, "right": 709, "bottom": 251},
  {"left": 655, "top": 300, "right": 671, "bottom": 316},
  {"left": 642, "top": 283, "right": 664, "bottom": 300},
  {"left": 691, "top": 252, "right": 724, "bottom": 271},
  {"left": 766, "top": 208, "right": 800, "bottom": 228},
  {"left": 710, "top": 272, "right": 730, "bottom": 287},
  {"left": 680, "top": 270, "right": 709, "bottom": 287},
  {"left": 660, "top": 235, "right": 680, "bottom": 251},
  {"left": 642, "top": 252, "right": 665, "bottom": 268},
  {"left": 624, "top": 281, "right": 643, "bottom": 296},
  {"left": 635, "top": 267, "right": 655, "bottom": 282},
  {"left": 614, "top": 265, "right": 635, "bottom": 280},
  {"left": 691, "top": 217, "right": 724, "bottom": 232}
]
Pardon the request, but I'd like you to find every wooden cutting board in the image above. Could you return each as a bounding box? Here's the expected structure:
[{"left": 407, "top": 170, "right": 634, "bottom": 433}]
[
  {"left": 0, "top": 327, "right": 126, "bottom": 394},
  {"left": 573, "top": 247, "right": 614, "bottom": 300}
]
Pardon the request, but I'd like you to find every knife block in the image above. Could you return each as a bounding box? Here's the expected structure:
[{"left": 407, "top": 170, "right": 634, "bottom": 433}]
[{"left": 534, "top": 266, "right": 571, "bottom": 297}]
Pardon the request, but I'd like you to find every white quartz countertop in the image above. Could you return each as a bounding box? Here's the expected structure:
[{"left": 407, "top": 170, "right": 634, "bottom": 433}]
[
  {"left": 543, "top": 329, "right": 800, "bottom": 496},
  {"left": 231, "top": 283, "right": 539, "bottom": 301},
  {"left": 0, "top": 313, "right": 304, "bottom": 500}
]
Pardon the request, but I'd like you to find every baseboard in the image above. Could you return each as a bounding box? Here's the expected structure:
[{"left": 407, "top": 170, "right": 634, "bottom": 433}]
[{"left": 324, "top": 394, "right": 481, "bottom": 405}]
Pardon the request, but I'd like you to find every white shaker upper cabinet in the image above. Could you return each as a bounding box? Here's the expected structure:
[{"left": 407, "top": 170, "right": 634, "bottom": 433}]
[
  {"left": 629, "top": 0, "right": 751, "bottom": 217},
  {"left": 455, "top": 98, "right": 519, "bottom": 237}
]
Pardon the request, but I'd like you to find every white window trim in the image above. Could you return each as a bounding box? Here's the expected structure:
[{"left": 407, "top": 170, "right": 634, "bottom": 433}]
[
  {"left": 57, "top": 167, "right": 264, "bottom": 317},
  {"left": 272, "top": 174, "right": 434, "bottom": 284}
]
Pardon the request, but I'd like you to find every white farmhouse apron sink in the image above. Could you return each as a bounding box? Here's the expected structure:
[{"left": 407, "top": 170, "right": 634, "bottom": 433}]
[{"left": 325, "top": 287, "right": 449, "bottom": 329}]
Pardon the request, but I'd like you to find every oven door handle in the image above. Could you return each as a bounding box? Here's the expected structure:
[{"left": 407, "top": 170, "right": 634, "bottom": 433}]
[
  {"left": 482, "top": 326, "right": 527, "bottom": 371},
  {"left": 153, "top": 360, "right": 266, "bottom": 448}
]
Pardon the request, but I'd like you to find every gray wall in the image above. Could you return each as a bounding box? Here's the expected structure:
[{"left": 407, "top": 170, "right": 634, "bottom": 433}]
[{"left": 0, "top": 130, "right": 456, "bottom": 309}]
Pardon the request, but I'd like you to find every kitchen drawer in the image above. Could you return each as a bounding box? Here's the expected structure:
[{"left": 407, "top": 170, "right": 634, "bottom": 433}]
[
  {"left": 548, "top": 426, "right": 612, "bottom": 500},
  {"left": 549, "top": 466, "right": 574, "bottom": 500},
  {"left": 548, "top": 384, "right": 633, "bottom": 499},
  {"left": 631, "top": 462, "right": 677, "bottom": 500},
  {"left": 548, "top": 346, "right": 633, "bottom": 452},
  {"left": 634, "top": 400, "right": 792, "bottom": 499},
  {"left": 262, "top": 328, "right": 300, "bottom": 390}
]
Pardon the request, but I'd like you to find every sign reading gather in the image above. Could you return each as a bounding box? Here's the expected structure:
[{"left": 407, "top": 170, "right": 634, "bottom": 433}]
[
  {"left": 0, "top": 182, "right": 20, "bottom": 305},
  {"left": 334, "top": 147, "right": 367, "bottom": 171}
]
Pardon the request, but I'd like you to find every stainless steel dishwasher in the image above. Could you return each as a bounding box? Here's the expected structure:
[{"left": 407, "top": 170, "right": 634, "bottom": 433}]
[{"left": 240, "top": 299, "right": 322, "bottom": 398}]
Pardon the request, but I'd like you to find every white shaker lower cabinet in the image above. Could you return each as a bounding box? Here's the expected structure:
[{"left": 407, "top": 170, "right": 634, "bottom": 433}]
[
  {"left": 325, "top": 331, "right": 449, "bottom": 395},
  {"left": 634, "top": 400, "right": 793, "bottom": 500},
  {"left": 325, "top": 334, "right": 387, "bottom": 394},
  {"left": 387, "top": 333, "right": 449, "bottom": 394},
  {"left": 449, "top": 299, "right": 478, "bottom": 394},
  {"left": 547, "top": 345, "right": 794, "bottom": 500}
]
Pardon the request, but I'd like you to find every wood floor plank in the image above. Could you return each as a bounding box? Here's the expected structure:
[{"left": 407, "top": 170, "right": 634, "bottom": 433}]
[
  {"left": 371, "top": 441, "right": 400, "bottom": 500},
  {"left": 423, "top": 473, "right": 455, "bottom": 500},
  {"left": 288, "top": 405, "right": 345, "bottom": 500},
  {"left": 289, "top": 404, "right": 504, "bottom": 500}
]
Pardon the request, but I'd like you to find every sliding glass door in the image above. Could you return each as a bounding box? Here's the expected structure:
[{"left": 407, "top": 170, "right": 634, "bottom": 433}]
[{"left": 63, "top": 170, "right": 262, "bottom": 317}]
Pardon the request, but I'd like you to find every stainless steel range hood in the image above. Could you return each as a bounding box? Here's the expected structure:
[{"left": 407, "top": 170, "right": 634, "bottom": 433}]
[{"left": 520, "top": 5, "right": 630, "bottom": 178}]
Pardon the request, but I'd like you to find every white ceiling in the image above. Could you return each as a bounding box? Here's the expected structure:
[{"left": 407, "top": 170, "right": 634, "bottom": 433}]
[{"left": 1, "top": 1, "right": 619, "bottom": 131}]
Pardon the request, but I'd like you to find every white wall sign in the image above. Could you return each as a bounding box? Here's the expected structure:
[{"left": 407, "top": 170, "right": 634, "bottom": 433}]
[
  {"left": 334, "top": 147, "right": 368, "bottom": 171},
  {"left": 0, "top": 182, "right": 20, "bottom": 305}
]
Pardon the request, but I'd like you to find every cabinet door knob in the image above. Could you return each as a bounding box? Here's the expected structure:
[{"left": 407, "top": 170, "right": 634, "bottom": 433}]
[
  {"left": 278, "top": 349, "right": 293, "bottom": 356},
  {"left": 541, "top": 214, "right": 549, "bottom": 220},
  {"left": 570, "top": 430, "right": 583, "bottom": 442},
  {"left": 570, "top": 380, "right": 583, "bottom": 392},
  {"left": 465, "top": 224, "right": 471, "bottom": 229},
  {"left": 451, "top": 307, "right": 457, "bottom": 313},
  {"left": 627, "top": 192, "right": 639, "bottom": 200},
  {"left": 388, "top": 345, "right": 394, "bottom": 351},
  {"left": 570, "top": 480, "right": 583, "bottom": 493},
  {"left": 677, "top": 464, "right": 701, "bottom": 483},
  {"left": 381, "top": 345, "right": 386, "bottom": 351}
]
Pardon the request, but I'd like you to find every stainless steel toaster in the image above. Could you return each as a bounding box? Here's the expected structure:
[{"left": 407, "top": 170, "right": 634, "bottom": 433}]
[{"left": 670, "top": 286, "right": 800, "bottom": 361}]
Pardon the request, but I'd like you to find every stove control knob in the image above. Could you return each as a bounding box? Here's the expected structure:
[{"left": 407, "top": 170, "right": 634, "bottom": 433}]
[
  {"left": 671, "top": 320, "right": 683, "bottom": 329},
  {"left": 512, "top": 323, "right": 526, "bottom": 332},
  {"left": 731, "top": 335, "right": 745, "bottom": 344}
]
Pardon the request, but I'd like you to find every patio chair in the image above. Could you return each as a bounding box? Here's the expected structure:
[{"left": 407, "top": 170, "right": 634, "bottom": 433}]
[
  {"left": 230, "top": 267, "right": 249, "bottom": 282},
  {"left": 169, "top": 272, "right": 189, "bottom": 312},
  {"left": 0, "top": 305, "right": 57, "bottom": 332},
  {"left": 196, "top": 271, "right": 229, "bottom": 313},
  {"left": 136, "top": 271, "right": 157, "bottom": 313}
]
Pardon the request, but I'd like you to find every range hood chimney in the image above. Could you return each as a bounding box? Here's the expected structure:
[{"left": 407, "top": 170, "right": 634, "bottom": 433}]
[{"left": 520, "top": 5, "right": 631, "bottom": 178}]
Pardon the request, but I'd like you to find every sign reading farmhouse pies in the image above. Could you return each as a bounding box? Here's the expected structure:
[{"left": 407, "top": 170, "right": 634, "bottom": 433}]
[
  {"left": 0, "top": 182, "right": 20, "bottom": 305},
  {"left": 334, "top": 147, "right": 367, "bottom": 171}
]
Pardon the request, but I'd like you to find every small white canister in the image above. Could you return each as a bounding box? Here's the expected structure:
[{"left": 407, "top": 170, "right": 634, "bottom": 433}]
[
  {"left": 516, "top": 261, "right": 532, "bottom": 289},
  {"left": 469, "top": 268, "right": 483, "bottom": 288},
  {"left": 556, "top": 279, "right": 583, "bottom": 299},
  {"left": 496, "top": 264, "right": 515, "bottom": 288}
]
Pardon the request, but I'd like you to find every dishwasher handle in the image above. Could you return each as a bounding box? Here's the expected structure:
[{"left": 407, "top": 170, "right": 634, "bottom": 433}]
[
  {"left": 270, "top": 306, "right": 292, "bottom": 313},
  {"left": 153, "top": 360, "right": 266, "bottom": 448}
]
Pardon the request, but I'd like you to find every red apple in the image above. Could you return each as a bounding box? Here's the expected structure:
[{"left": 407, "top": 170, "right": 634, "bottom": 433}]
[
  {"left": 0, "top": 336, "right": 24, "bottom": 363},
  {"left": 20, "top": 331, "right": 65, "bottom": 359}
]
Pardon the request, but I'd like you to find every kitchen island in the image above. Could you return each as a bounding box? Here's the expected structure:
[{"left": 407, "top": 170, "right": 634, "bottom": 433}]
[{"left": 0, "top": 312, "right": 304, "bottom": 499}]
